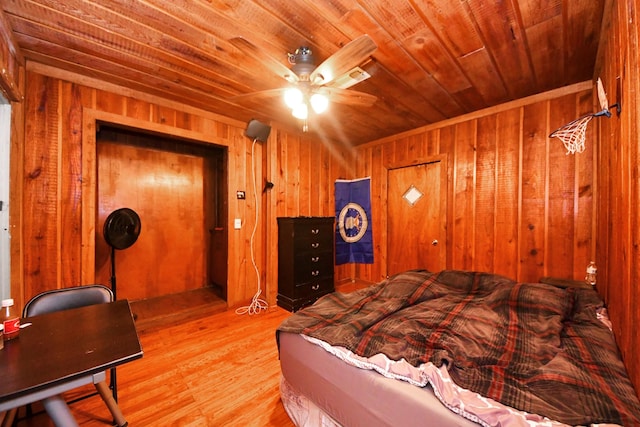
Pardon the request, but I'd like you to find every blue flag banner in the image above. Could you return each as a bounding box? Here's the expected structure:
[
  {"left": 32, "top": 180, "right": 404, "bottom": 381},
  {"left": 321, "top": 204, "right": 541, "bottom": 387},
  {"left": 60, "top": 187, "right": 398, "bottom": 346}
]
[{"left": 335, "top": 177, "right": 374, "bottom": 265}]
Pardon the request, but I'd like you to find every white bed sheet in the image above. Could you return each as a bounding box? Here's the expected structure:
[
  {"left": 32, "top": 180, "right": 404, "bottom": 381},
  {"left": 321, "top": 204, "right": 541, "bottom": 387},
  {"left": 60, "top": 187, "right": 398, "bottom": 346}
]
[
  {"left": 279, "top": 332, "right": 622, "bottom": 427},
  {"left": 279, "top": 331, "right": 480, "bottom": 427}
]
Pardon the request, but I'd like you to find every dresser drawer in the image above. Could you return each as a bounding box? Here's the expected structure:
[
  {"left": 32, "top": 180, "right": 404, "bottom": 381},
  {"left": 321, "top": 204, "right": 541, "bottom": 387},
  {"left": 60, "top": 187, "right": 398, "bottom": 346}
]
[
  {"left": 291, "top": 219, "right": 331, "bottom": 242},
  {"left": 293, "top": 251, "right": 333, "bottom": 282},
  {"left": 293, "top": 235, "right": 333, "bottom": 253},
  {"left": 294, "top": 277, "right": 334, "bottom": 298}
]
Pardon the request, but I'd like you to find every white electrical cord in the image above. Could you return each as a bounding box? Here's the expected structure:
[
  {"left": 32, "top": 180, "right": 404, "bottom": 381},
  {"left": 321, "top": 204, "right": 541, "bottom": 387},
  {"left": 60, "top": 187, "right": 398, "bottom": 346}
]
[{"left": 236, "top": 138, "right": 269, "bottom": 315}]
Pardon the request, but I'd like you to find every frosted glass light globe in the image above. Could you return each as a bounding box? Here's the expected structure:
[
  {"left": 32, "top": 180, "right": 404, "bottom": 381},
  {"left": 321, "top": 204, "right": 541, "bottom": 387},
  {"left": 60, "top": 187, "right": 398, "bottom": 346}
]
[
  {"left": 284, "top": 87, "right": 303, "bottom": 109},
  {"left": 292, "top": 103, "right": 308, "bottom": 119},
  {"left": 310, "top": 93, "right": 329, "bottom": 114}
]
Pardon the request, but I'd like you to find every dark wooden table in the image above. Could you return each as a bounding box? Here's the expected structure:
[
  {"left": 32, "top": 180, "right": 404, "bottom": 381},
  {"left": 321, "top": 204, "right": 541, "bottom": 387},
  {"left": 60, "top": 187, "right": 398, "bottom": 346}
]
[{"left": 0, "top": 299, "right": 143, "bottom": 426}]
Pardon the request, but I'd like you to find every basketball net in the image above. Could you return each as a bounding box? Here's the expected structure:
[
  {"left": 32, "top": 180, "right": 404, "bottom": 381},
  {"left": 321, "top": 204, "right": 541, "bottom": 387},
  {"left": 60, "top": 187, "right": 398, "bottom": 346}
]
[
  {"left": 550, "top": 78, "right": 620, "bottom": 155},
  {"left": 549, "top": 114, "right": 594, "bottom": 155}
]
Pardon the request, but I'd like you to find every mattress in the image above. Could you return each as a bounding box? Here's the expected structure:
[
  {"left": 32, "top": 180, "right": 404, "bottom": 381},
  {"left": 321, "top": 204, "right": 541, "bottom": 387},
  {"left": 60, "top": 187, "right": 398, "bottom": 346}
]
[{"left": 279, "top": 331, "right": 479, "bottom": 427}]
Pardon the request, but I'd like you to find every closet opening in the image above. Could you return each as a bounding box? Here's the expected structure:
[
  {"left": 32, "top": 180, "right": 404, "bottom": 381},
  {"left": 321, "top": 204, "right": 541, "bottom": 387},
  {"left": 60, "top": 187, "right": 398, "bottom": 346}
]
[{"left": 94, "top": 124, "right": 228, "bottom": 309}]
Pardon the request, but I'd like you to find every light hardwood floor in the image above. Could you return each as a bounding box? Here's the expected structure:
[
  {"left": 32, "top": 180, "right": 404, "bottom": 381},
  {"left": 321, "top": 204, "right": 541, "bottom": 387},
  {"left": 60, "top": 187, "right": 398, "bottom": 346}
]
[
  {"left": 12, "top": 280, "right": 372, "bottom": 427},
  {"left": 14, "top": 296, "right": 293, "bottom": 426}
]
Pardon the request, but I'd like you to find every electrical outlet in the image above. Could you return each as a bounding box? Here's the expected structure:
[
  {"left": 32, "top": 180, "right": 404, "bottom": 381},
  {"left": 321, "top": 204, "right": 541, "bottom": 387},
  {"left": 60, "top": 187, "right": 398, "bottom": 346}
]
[{"left": 236, "top": 191, "right": 246, "bottom": 199}]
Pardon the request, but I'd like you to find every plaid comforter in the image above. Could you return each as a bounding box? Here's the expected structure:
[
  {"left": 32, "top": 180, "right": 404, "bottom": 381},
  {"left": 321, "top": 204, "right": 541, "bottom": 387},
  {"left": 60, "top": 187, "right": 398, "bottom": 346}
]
[{"left": 277, "top": 270, "right": 640, "bottom": 425}]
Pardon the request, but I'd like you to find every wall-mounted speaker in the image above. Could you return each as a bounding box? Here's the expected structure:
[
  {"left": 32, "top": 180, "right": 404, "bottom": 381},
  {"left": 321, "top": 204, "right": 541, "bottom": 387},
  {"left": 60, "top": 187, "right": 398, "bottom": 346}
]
[{"left": 245, "top": 119, "right": 271, "bottom": 142}]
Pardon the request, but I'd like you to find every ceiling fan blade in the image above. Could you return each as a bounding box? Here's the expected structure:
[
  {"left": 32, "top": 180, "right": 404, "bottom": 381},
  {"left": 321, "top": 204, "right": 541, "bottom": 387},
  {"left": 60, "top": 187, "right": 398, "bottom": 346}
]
[
  {"left": 229, "top": 88, "right": 287, "bottom": 104},
  {"left": 310, "top": 35, "right": 377, "bottom": 86},
  {"left": 229, "top": 37, "right": 299, "bottom": 83},
  {"left": 318, "top": 87, "right": 377, "bottom": 107}
]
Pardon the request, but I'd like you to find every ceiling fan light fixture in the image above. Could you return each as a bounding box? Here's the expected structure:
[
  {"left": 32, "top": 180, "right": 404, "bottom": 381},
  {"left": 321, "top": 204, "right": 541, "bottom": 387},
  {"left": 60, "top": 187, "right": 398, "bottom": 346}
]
[
  {"left": 292, "top": 103, "right": 308, "bottom": 120},
  {"left": 310, "top": 93, "right": 329, "bottom": 113},
  {"left": 230, "top": 35, "right": 378, "bottom": 133},
  {"left": 284, "top": 87, "right": 303, "bottom": 109}
]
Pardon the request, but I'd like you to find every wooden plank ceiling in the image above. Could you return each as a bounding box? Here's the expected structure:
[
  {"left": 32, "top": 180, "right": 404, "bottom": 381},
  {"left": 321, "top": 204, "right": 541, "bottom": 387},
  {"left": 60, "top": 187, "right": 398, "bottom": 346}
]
[{"left": 1, "top": 0, "right": 605, "bottom": 145}]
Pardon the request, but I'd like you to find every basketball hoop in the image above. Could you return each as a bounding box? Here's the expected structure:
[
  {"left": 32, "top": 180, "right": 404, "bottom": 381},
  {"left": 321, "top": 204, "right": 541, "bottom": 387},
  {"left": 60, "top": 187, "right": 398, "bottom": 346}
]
[
  {"left": 549, "top": 77, "right": 620, "bottom": 155},
  {"left": 549, "top": 114, "right": 595, "bottom": 155}
]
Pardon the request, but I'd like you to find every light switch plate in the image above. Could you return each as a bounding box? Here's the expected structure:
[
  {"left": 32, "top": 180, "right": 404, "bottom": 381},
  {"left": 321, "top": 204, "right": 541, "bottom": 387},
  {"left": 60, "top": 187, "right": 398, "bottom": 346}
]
[{"left": 234, "top": 218, "right": 242, "bottom": 229}]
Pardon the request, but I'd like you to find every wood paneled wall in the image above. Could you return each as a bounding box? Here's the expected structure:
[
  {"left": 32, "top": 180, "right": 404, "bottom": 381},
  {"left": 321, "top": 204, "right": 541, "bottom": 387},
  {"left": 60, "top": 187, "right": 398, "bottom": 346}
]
[
  {"left": 263, "top": 130, "right": 353, "bottom": 304},
  {"left": 15, "top": 73, "right": 600, "bottom": 313},
  {"left": 334, "top": 82, "right": 596, "bottom": 286},
  {"left": 592, "top": 0, "right": 640, "bottom": 395},
  {"left": 14, "top": 65, "right": 349, "bottom": 311},
  {"left": 259, "top": 82, "right": 598, "bottom": 304},
  {"left": 16, "top": 68, "right": 276, "bottom": 309}
]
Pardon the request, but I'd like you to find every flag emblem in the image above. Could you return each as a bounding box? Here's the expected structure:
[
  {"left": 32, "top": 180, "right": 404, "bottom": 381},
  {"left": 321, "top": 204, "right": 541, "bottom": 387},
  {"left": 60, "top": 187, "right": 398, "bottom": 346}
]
[{"left": 338, "top": 202, "right": 368, "bottom": 243}]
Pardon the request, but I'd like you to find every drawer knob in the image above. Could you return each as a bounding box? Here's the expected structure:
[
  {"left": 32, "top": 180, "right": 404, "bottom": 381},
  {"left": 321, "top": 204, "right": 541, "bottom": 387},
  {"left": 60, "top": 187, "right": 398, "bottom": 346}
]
[
  {"left": 312, "top": 270, "right": 320, "bottom": 276},
  {"left": 311, "top": 242, "right": 320, "bottom": 248},
  {"left": 311, "top": 228, "right": 320, "bottom": 234},
  {"left": 311, "top": 284, "right": 320, "bottom": 291},
  {"left": 311, "top": 256, "right": 320, "bottom": 262}
]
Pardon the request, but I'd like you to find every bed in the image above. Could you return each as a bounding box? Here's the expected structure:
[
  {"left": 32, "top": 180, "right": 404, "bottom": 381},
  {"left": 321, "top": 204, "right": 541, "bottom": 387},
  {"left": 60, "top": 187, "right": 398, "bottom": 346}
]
[{"left": 276, "top": 269, "right": 640, "bottom": 426}]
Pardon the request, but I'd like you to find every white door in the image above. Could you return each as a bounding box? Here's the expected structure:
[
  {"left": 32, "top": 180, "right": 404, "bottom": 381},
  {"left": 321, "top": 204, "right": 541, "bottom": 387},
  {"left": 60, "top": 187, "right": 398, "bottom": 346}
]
[{"left": 0, "top": 98, "right": 11, "bottom": 300}]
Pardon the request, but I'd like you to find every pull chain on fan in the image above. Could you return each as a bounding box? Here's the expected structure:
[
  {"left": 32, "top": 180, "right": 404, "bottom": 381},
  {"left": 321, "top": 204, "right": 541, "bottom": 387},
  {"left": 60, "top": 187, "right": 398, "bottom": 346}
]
[{"left": 104, "top": 208, "right": 141, "bottom": 300}]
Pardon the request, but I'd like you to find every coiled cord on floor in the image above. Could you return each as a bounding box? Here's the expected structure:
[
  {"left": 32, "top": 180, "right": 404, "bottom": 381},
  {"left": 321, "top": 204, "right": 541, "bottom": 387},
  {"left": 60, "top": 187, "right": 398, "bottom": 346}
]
[{"left": 236, "top": 138, "right": 268, "bottom": 315}]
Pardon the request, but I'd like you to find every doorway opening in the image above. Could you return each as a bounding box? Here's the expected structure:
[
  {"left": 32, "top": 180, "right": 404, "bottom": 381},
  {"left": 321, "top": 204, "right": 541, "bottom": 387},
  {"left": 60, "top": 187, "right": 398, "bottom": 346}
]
[{"left": 95, "top": 124, "right": 228, "bottom": 305}]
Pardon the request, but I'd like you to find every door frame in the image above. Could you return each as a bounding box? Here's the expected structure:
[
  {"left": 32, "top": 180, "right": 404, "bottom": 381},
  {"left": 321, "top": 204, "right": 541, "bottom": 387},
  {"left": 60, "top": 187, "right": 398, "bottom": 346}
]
[
  {"left": 385, "top": 154, "right": 448, "bottom": 277},
  {"left": 80, "top": 109, "right": 231, "bottom": 290}
]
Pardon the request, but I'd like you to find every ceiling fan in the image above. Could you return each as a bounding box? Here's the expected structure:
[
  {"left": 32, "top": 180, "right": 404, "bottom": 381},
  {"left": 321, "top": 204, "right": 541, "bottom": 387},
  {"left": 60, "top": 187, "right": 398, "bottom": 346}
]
[{"left": 229, "top": 35, "right": 378, "bottom": 131}]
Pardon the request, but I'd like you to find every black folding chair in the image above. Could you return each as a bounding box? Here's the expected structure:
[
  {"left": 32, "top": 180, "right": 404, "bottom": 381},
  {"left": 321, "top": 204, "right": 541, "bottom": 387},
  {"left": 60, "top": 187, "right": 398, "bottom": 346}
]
[{"left": 22, "top": 285, "right": 128, "bottom": 427}]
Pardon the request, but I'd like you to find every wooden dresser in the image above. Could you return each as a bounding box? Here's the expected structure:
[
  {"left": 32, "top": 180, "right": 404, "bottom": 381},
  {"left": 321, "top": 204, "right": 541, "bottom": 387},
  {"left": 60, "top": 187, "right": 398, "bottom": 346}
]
[{"left": 277, "top": 217, "right": 335, "bottom": 312}]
